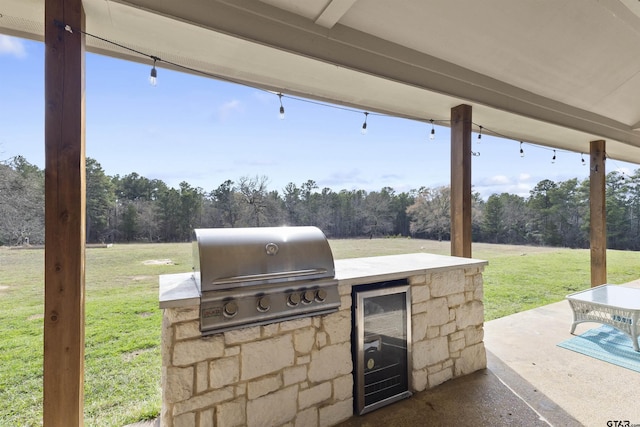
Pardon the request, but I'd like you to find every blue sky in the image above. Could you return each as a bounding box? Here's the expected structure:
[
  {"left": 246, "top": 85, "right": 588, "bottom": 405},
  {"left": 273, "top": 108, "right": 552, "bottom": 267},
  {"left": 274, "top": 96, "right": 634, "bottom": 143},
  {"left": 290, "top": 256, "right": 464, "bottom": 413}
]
[{"left": 1, "top": 35, "right": 636, "bottom": 199}]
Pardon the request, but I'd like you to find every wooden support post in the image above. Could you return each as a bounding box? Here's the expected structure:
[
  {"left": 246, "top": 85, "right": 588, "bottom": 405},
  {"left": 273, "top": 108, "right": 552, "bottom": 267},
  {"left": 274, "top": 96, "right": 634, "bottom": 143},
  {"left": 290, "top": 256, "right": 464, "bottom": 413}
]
[
  {"left": 44, "top": 0, "right": 86, "bottom": 425},
  {"left": 450, "top": 104, "right": 472, "bottom": 258},
  {"left": 590, "top": 140, "right": 606, "bottom": 287}
]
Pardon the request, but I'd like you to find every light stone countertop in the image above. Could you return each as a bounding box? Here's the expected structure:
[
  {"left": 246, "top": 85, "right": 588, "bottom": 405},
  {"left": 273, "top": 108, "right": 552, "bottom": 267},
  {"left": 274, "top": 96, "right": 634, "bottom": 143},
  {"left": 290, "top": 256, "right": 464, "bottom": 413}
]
[
  {"left": 159, "top": 252, "right": 487, "bottom": 308},
  {"left": 159, "top": 272, "right": 199, "bottom": 308},
  {"left": 334, "top": 252, "right": 487, "bottom": 287}
]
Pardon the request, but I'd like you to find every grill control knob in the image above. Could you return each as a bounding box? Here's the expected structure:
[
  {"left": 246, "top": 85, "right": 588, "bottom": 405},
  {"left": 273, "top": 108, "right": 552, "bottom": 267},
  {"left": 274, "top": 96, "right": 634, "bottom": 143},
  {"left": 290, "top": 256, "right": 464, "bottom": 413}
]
[
  {"left": 257, "top": 296, "right": 271, "bottom": 312},
  {"left": 315, "top": 289, "right": 327, "bottom": 303},
  {"left": 223, "top": 301, "right": 238, "bottom": 318},
  {"left": 287, "top": 293, "right": 301, "bottom": 307},
  {"left": 302, "top": 290, "right": 315, "bottom": 304}
]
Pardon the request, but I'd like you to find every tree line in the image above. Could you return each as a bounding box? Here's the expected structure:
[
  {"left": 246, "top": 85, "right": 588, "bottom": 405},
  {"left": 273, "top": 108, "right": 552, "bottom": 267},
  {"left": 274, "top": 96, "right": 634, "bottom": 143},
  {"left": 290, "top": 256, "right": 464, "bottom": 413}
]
[{"left": 1, "top": 155, "right": 639, "bottom": 250}]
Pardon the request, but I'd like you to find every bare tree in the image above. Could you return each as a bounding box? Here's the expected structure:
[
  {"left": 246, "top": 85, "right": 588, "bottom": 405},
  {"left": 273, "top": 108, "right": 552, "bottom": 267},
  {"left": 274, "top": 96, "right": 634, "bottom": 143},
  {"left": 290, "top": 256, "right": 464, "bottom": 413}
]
[
  {"left": 238, "top": 175, "right": 270, "bottom": 227},
  {"left": 407, "top": 186, "right": 451, "bottom": 241},
  {"left": 0, "top": 158, "right": 45, "bottom": 245}
]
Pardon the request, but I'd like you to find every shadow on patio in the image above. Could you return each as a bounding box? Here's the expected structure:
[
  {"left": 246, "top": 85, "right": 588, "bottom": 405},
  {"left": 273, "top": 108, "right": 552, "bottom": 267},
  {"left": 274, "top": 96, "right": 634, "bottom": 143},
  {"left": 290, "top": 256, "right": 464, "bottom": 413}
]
[{"left": 338, "top": 280, "right": 640, "bottom": 427}]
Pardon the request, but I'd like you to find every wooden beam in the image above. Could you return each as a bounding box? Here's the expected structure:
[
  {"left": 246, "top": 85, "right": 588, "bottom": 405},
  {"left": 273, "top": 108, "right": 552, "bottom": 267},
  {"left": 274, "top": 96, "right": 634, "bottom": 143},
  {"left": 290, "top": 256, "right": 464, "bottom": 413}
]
[
  {"left": 589, "top": 140, "right": 606, "bottom": 287},
  {"left": 44, "top": 1, "right": 86, "bottom": 425},
  {"left": 450, "top": 104, "right": 472, "bottom": 258}
]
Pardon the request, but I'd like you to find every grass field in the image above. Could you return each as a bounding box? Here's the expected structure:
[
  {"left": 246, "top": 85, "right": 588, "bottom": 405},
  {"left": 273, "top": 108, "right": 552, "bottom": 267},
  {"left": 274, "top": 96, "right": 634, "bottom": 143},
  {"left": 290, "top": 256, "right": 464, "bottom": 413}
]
[{"left": 1, "top": 238, "right": 640, "bottom": 425}]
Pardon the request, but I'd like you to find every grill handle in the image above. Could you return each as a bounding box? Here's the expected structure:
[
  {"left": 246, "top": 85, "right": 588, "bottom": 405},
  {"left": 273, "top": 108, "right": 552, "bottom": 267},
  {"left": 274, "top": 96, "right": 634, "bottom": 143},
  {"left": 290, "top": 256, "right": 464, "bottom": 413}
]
[{"left": 209, "top": 268, "right": 329, "bottom": 286}]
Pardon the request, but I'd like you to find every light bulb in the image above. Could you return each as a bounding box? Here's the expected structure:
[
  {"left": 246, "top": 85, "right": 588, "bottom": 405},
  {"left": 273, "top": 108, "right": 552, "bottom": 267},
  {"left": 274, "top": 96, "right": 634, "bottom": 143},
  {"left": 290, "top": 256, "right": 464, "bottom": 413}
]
[
  {"left": 520, "top": 142, "right": 524, "bottom": 158},
  {"left": 361, "top": 112, "right": 368, "bottom": 135},
  {"left": 552, "top": 150, "right": 556, "bottom": 164},
  {"left": 149, "top": 67, "right": 157, "bottom": 86},
  {"left": 430, "top": 120, "right": 435, "bottom": 140},
  {"left": 278, "top": 93, "right": 285, "bottom": 120},
  {"left": 149, "top": 57, "right": 158, "bottom": 86}
]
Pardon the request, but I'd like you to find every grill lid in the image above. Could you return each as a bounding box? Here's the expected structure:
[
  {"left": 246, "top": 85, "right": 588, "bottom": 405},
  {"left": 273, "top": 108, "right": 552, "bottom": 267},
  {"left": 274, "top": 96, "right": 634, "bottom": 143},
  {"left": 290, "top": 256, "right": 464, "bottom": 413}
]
[{"left": 193, "top": 226, "right": 335, "bottom": 292}]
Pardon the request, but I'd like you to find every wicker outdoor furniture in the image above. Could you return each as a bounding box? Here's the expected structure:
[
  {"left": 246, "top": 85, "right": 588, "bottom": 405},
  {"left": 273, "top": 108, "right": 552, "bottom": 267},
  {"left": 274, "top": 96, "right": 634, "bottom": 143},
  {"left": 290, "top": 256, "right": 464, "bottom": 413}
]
[{"left": 567, "top": 284, "right": 640, "bottom": 352}]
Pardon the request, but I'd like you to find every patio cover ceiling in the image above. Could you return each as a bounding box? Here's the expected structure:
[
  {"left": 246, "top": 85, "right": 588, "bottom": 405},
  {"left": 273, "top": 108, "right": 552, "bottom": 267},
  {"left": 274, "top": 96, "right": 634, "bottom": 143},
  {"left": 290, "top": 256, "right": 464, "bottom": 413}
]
[{"left": 4, "top": 0, "right": 640, "bottom": 165}]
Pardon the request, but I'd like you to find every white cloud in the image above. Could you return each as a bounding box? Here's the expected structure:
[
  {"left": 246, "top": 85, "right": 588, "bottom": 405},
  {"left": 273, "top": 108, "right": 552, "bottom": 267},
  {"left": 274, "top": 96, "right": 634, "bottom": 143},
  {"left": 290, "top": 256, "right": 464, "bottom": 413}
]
[
  {"left": 216, "top": 99, "right": 243, "bottom": 121},
  {"left": 476, "top": 175, "right": 511, "bottom": 186},
  {"left": 474, "top": 173, "right": 538, "bottom": 199},
  {"left": 234, "top": 158, "right": 277, "bottom": 167},
  {"left": 488, "top": 175, "right": 510, "bottom": 185},
  {"left": 0, "top": 35, "right": 27, "bottom": 58},
  {"left": 319, "top": 169, "right": 367, "bottom": 188},
  {"left": 253, "top": 90, "right": 275, "bottom": 104}
]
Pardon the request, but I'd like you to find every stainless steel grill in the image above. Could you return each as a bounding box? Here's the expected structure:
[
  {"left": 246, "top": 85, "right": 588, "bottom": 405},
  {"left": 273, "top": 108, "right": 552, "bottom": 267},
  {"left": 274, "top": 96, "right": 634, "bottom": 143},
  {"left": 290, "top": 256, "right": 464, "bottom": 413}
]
[{"left": 192, "top": 226, "right": 340, "bottom": 335}]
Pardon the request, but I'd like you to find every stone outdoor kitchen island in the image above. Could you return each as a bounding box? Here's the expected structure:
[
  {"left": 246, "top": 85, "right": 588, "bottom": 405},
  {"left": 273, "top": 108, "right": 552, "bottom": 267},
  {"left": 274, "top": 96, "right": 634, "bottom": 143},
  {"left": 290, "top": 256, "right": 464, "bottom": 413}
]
[{"left": 159, "top": 253, "right": 487, "bottom": 427}]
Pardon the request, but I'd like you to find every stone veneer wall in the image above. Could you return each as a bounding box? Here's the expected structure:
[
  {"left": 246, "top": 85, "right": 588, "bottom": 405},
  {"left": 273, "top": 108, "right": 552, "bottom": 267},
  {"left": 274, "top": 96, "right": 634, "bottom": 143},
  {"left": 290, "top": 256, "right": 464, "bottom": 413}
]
[{"left": 161, "top": 265, "right": 486, "bottom": 427}]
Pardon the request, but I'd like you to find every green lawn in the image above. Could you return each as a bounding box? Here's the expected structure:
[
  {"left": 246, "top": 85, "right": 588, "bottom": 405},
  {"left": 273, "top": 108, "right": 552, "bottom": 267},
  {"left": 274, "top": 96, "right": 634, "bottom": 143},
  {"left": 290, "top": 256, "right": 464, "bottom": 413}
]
[{"left": 1, "top": 239, "right": 639, "bottom": 426}]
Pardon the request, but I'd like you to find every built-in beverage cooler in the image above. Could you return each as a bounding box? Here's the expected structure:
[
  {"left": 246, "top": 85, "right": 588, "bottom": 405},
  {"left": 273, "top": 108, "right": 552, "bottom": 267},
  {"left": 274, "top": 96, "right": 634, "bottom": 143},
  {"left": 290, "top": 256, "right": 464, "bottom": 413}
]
[{"left": 352, "top": 280, "right": 412, "bottom": 415}]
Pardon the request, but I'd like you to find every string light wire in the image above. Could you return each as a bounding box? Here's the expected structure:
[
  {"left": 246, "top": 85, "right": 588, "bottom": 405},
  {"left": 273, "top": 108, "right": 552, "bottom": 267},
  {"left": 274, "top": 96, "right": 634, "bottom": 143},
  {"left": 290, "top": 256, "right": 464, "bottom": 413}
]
[
  {"left": 606, "top": 153, "right": 631, "bottom": 181},
  {"left": 56, "top": 20, "right": 624, "bottom": 171},
  {"left": 474, "top": 122, "right": 592, "bottom": 168}
]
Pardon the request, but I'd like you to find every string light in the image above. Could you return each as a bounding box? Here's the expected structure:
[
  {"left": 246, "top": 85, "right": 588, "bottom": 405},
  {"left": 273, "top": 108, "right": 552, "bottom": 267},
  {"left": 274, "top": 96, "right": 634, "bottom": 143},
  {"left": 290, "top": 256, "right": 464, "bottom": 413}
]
[
  {"left": 470, "top": 121, "right": 595, "bottom": 169},
  {"left": 361, "top": 112, "right": 369, "bottom": 135},
  {"left": 581, "top": 153, "right": 586, "bottom": 166},
  {"left": 607, "top": 156, "right": 631, "bottom": 182},
  {"left": 57, "top": 21, "right": 631, "bottom": 172},
  {"left": 278, "top": 93, "right": 285, "bottom": 120},
  {"left": 471, "top": 151, "right": 481, "bottom": 156},
  {"left": 149, "top": 56, "right": 159, "bottom": 86}
]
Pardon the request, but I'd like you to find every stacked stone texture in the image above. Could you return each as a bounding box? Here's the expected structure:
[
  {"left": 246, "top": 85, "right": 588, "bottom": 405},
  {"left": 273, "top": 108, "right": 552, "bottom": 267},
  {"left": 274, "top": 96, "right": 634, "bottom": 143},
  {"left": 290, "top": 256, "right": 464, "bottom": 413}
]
[
  {"left": 161, "top": 265, "right": 485, "bottom": 427},
  {"left": 409, "top": 267, "right": 486, "bottom": 392}
]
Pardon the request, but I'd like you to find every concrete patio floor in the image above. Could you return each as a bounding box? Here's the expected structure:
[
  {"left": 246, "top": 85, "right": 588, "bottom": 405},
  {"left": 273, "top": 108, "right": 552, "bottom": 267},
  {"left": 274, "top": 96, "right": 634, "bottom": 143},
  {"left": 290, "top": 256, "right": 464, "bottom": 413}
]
[{"left": 339, "top": 280, "right": 640, "bottom": 427}]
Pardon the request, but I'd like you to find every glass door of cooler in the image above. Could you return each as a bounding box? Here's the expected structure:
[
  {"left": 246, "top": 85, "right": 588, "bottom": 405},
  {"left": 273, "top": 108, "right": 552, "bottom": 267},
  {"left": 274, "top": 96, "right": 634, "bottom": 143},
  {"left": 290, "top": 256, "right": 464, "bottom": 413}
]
[{"left": 353, "top": 281, "right": 412, "bottom": 415}]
